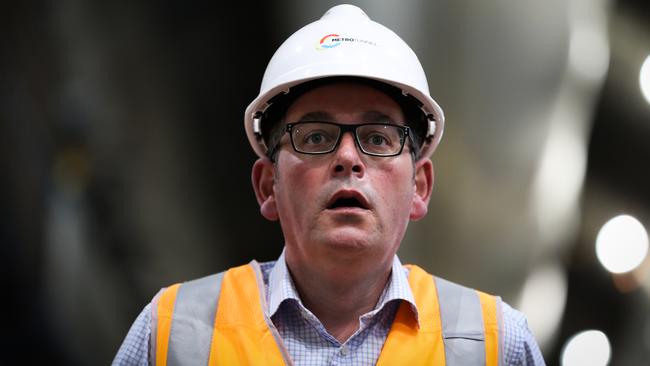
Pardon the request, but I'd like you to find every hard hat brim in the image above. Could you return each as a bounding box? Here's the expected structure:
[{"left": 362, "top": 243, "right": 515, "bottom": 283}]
[{"left": 244, "top": 73, "right": 444, "bottom": 161}]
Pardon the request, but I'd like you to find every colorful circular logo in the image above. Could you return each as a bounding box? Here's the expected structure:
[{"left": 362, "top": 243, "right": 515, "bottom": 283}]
[{"left": 319, "top": 34, "right": 341, "bottom": 49}]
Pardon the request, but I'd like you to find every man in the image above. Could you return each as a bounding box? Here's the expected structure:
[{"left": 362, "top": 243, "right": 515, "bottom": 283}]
[{"left": 114, "top": 4, "right": 545, "bottom": 365}]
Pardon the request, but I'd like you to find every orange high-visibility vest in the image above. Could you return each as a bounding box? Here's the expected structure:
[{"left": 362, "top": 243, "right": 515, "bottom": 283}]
[{"left": 153, "top": 261, "right": 502, "bottom": 365}]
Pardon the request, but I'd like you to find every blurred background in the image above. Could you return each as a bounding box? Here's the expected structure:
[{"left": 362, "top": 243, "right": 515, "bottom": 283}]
[{"left": 2, "top": 0, "right": 649, "bottom": 364}]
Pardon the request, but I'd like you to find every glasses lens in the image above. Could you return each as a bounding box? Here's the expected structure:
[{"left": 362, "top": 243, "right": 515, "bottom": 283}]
[
  {"left": 356, "top": 124, "right": 404, "bottom": 155},
  {"left": 291, "top": 122, "right": 340, "bottom": 153}
]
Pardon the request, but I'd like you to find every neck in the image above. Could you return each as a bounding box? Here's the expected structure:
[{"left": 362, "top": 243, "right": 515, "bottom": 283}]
[{"left": 285, "top": 255, "right": 393, "bottom": 343}]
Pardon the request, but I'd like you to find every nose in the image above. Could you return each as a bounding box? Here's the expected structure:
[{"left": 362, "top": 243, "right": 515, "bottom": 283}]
[{"left": 331, "top": 132, "right": 365, "bottom": 176}]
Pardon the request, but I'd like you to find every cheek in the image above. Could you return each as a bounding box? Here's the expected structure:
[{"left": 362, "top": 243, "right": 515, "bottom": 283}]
[
  {"left": 374, "top": 165, "right": 415, "bottom": 213},
  {"left": 274, "top": 158, "right": 322, "bottom": 213}
]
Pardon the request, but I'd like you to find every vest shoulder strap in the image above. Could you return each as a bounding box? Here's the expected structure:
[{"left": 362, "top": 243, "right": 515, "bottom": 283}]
[
  {"left": 154, "top": 263, "right": 290, "bottom": 366},
  {"left": 435, "top": 276, "right": 503, "bottom": 366},
  {"left": 153, "top": 272, "right": 225, "bottom": 366}
]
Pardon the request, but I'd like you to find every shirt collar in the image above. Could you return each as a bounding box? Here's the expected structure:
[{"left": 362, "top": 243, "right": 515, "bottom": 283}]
[
  {"left": 267, "top": 249, "right": 420, "bottom": 327},
  {"left": 268, "top": 250, "right": 301, "bottom": 316}
]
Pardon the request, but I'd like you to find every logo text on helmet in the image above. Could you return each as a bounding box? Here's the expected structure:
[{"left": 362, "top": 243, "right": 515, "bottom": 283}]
[{"left": 316, "top": 34, "right": 377, "bottom": 51}]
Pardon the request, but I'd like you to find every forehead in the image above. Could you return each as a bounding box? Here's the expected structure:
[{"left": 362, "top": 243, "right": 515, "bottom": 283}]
[{"left": 284, "top": 82, "right": 405, "bottom": 123}]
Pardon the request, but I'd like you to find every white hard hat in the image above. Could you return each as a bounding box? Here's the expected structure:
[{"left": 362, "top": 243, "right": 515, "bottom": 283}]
[{"left": 244, "top": 4, "right": 445, "bottom": 160}]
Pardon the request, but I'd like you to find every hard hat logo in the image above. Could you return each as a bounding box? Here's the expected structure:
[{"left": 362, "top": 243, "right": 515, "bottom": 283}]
[
  {"left": 318, "top": 34, "right": 341, "bottom": 49},
  {"left": 316, "top": 34, "right": 377, "bottom": 50}
]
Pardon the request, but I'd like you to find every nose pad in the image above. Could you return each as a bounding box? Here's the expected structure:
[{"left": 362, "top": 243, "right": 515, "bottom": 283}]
[{"left": 332, "top": 133, "right": 364, "bottom": 175}]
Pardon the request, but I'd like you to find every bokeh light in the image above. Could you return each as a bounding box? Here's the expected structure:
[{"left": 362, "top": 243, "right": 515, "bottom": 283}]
[
  {"left": 640, "top": 54, "right": 650, "bottom": 105},
  {"left": 596, "top": 214, "right": 649, "bottom": 274},
  {"left": 561, "top": 330, "right": 611, "bottom": 366}
]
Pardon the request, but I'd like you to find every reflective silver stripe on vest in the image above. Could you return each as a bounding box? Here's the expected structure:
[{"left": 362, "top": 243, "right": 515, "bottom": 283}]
[
  {"left": 435, "top": 276, "right": 486, "bottom": 366},
  {"left": 167, "top": 272, "right": 224, "bottom": 366}
]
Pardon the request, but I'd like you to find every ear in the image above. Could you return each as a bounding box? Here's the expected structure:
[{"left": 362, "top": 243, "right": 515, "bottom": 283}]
[
  {"left": 252, "top": 157, "right": 279, "bottom": 221},
  {"left": 410, "top": 158, "right": 434, "bottom": 221}
]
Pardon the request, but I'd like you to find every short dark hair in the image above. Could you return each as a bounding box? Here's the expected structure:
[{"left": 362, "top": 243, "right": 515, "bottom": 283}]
[{"left": 261, "top": 76, "right": 428, "bottom": 162}]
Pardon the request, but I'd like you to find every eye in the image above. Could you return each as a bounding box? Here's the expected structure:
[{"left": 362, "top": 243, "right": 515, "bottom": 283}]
[
  {"left": 367, "top": 133, "right": 389, "bottom": 146},
  {"left": 302, "top": 130, "right": 335, "bottom": 145},
  {"left": 305, "top": 132, "right": 325, "bottom": 144}
]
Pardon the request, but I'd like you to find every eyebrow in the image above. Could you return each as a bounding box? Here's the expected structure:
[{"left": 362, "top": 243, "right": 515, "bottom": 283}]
[
  {"left": 295, "top": 110, "right": 397, "bottom": 123},
  {"left": 361, "top": 110, "right": 396, "bottom": 123},
  {"left": 297, "top": 111, "right": 333, "bottom": 122}
]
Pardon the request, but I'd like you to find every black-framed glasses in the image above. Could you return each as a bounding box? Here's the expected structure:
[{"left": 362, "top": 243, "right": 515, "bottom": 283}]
[{"left": 281, "top": 121, "right": 411, "bottom": 157}]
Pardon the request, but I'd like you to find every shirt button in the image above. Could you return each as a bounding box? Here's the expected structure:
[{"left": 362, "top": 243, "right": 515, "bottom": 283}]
[{"left": 340, "top": 345, "right": 349, "bottom": 356}]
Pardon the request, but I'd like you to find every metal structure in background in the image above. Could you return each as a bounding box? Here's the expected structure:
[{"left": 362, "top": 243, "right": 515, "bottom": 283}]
[{"left": 2, "top": 1, "right": 649, "bottom": 365}]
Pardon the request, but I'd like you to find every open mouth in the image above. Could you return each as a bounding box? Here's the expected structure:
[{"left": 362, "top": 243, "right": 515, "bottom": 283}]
[{"left": 326, "top": 191, "right": 370, "bottom": 210}]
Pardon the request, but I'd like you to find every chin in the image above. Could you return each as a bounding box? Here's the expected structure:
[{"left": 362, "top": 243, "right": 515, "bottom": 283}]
[{"left": 318, "top": 228, "right": 377, "bottom": 253}]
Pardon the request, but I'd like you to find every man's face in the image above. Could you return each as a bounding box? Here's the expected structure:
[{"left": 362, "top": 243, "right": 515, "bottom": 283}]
[{"left": 253, "top": 82, "right": 433, "bottom": 276}]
